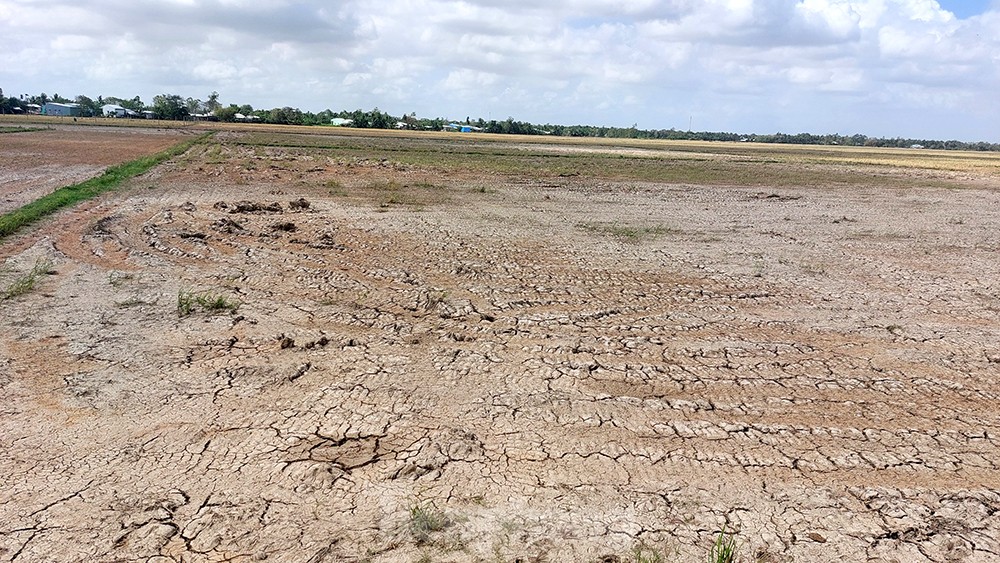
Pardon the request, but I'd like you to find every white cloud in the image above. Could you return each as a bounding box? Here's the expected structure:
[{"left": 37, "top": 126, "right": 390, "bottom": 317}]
[
  {"left": 192, "top": 60, "right": 239, "bottom": 82},
  {"left": 0, "top": 0, "right": 997, "bottom": 139}
]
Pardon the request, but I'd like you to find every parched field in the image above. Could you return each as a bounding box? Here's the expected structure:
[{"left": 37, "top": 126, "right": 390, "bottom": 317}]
[
  {"left": 0, "top": 123, "right": 191, "bottom": 214},
  {"left": 2, "top": 124, "right": 1000, "bottom": 563}
]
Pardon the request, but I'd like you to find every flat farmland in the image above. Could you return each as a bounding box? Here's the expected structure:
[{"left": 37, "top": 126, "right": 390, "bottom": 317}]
[
  {"left": 2, "top": 124, "right": 1000, "bottom": 563},
  {"left": 0, "top": 122, "right": 191, "bottom": 214}
]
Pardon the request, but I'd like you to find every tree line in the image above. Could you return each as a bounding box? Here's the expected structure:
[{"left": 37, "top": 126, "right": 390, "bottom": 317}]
[{"left": 2, "top": 88, "right": 996, "bottom": 151}]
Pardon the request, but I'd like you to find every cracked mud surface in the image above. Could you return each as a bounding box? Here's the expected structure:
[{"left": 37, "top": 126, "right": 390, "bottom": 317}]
[{"left": 2, "top": 129, "right": 1000, "bottom": 562}]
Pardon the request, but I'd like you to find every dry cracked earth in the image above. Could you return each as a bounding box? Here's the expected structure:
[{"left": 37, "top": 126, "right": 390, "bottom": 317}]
[{"left": 2, "top": 129, "right": 1000, "bottom": 562}]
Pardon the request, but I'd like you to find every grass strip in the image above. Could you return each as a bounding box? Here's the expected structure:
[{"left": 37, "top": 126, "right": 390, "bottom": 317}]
[
  {"left": 0, "top": 132, "right": 213, "bottom": 240},
  {"left": 0, "top": 126, "right": 50, "bottom": 134}
]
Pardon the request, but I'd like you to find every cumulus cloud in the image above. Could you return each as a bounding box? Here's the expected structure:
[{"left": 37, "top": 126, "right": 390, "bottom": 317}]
[{"left": 0, "top": 0, "right": 997, "bottom": 139}]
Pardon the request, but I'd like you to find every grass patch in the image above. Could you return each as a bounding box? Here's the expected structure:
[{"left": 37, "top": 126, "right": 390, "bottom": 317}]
[
  {"left": 409, "top": 503, "right": 451, "bottom": 545},
  {"left": 373, "top": 180, "right": 418, "bottom": 209},
  {"left": 325, "top": 178, "right": 450, "bottom": 211},
  {"left": 709, "top": 526, "right": 739, "bottom": 563},
  {"left": 177, "top": 289, "right": 241, "bottom": 317},
  {"left": 325, "top": 179, "right": 346, "bottom": 196},
  {"left": 203, "top": 144, "right": 227, "bottom": 164},
  {"left": 1, "top": 259, "right": 54, "bottom": 301},
  {"left": 630, "top": 542, "right": 669, "bottom": 563},
  {"left": 108, "top": 271, "right": 135, "bottom": 288},
  {"left": 0, "top": 126, "right": 50, "bottom": 134},
  {"left": 0, "top": 132, "right": 213, "bottom": 241}
]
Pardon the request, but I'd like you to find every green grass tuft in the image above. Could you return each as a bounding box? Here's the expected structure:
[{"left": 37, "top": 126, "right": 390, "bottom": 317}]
[
  {"left": 631, "top": 543, "right": 667, "bottom": 563},
  {"left": 708, "top": 526, "right": 739, "bottom": 563},
  {"left": 1, "top": 259, "right": 54, "bottom": 301},
  {"left": 409, "top": 503, "right": 451, "bottom": 544},
  {"left": 177, "top": 289, "right": 241, "bottom": 317}
]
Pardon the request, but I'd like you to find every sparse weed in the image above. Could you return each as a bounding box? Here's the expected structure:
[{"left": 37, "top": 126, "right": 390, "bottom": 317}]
[
  {"left": 177, "top": 289, "right": 241, "bottom": 317},
  {"left": 116, "top": 297, "right": 153, "bottom": 308},
  {"left": 1, "top": 259, "right": 54, "bottom": 301},
  {"left": 108, "top": 271, "right": 135, "bottom": 288},
  {"left": 801, "top": 262, "right": 827, "bottom": 275},
  {"left": 177, "top": 291, "right": 195, "bottom": 316},
  {"left": 412, "top": 181, "right": 442, "bottom": 190},
  {"left": 425, "top": 289, "right": 448, "bottom": 310},
  {"left": 631, "top": 542, "right": 668, "bottom": 563},
  {"left": 204, "top": 144, "right": 226, "bottom": 164},
  {"left": 409, "top": 503, "right": 451, "bottom": 545},
  {"left": 325, "top": 179, "right": 346, "bottom": 195},
  {"left": 708, "top": 526, "right": 739, "bottom": 563}
]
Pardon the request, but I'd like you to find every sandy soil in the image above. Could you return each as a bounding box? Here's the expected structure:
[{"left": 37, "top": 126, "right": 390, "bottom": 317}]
[
  {"left": 0, "top": 124, "right": 189, "bottom": 214},
  {"left": 2, "top": 130, "right": 1000, "bottom": 563}
]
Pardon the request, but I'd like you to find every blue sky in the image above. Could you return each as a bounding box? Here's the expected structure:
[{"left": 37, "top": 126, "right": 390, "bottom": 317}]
[
  {"left": 1, "top": 0, "right": 999, "bottom": 141},
  {"left": 938, "top": 0, "right": 995, "bottom": 18}
]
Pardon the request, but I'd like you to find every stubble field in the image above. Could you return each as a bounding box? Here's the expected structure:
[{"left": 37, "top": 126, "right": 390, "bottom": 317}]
[{"left": 2, "top": 121, "right": 1000, "bottom": 563}]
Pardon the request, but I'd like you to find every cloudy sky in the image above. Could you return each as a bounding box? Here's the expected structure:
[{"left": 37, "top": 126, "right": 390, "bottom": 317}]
[{"left": 1, "top": 0, "right": 998, "bottom": 140}]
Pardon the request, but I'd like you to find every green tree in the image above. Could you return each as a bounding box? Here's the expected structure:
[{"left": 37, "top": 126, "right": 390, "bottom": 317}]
[
  {"left": 266, "top": 107, "right": 303, "bottom": 124},
  {"left": 214, "top": 106, "right": 239, "bottom": 122},
  {"left": 152, "top": 94, "right": 188, "bottom": 120},
  {"left": 0, "top": 89, "right": 17, "bottom": 114},
  {"left": 205, "top": 91, "right": 221, "bottom": 113},
  {"left": 185, "top": 97, "right": 203, "bottom": 115},
  {"left": 108, "top": 96, "right": 145, "bottom": 112},
  {"left": 349, "top": 109, "right": 371, "bottom": 128},
  {"left": 74, "top": 95, "right": 99, "bottom": 117},
  {"left": 315, "top": 109, "right": 334, "bottom": 123},
  {"left": 369, "top": 107, "right": 392, "bottom": 129}
]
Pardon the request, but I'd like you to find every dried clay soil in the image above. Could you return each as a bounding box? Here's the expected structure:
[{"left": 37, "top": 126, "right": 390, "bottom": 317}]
[{"left": 3, "top": 130, "right": 1000, "bottom": 563}]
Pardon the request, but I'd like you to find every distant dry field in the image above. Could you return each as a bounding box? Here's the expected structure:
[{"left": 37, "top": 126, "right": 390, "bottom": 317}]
[
  {"left": 0, "top": 120, "right": 191, "bottom": 214},
  {"left": 2, "top": 122, "right": 1000, "bottom": 563}
]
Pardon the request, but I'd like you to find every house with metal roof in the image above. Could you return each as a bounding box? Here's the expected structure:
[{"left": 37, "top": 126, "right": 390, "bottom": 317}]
[{"left": 42, "top": 102, "right": 81, "bottom": 116}]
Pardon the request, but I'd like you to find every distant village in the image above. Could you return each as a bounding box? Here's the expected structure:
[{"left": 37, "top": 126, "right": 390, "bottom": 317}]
[
  {"left": 2, "top": 90, "right": 997, "bottom": 152},
  {"left": 13, "top": 100, "right": 261, "bottom": 122}
]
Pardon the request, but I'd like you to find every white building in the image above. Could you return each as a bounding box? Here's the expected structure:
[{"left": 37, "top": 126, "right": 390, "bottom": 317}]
[{"left": 102, "top": 104, "right": 137, "bottom": 118}]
